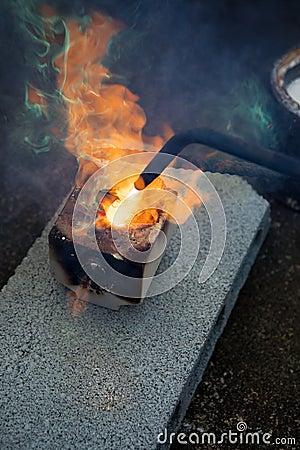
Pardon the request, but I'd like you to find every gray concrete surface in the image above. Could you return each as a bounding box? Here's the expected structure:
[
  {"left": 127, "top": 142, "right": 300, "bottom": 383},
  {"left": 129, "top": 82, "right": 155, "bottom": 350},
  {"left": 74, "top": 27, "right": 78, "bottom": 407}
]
[{"left": 0, "top": 174, "right": 270, "bottom": 450}]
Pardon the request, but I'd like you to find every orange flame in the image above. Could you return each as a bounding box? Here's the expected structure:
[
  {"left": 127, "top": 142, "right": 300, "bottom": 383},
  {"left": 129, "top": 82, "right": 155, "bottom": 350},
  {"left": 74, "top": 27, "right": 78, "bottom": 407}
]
[
  {"left": 27, "top": 5, "right": 204, "bottom": 314},
  {"left": 96, "top": 175, "right": 168, "bottom": 229},
  {"left": 28, "top": 5, "right": 201, "bottom": 227},
  {"left": 66, "top": 284, "right": 89, "bottom": 317},
  {"left": 38, "top": 7, "right": 172, "bottom": 167}
]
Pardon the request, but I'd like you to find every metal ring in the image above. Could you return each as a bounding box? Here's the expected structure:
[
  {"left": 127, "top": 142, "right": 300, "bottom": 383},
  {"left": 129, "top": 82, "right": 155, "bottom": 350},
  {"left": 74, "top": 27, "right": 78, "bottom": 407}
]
[{"left": 271, "top": 45, "right": 300, "bottom": 117}]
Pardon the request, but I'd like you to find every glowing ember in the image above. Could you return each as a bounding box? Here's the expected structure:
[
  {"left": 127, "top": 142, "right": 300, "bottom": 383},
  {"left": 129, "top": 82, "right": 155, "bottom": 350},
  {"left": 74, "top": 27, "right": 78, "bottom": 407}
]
[
  {"left": 128, "top": 187, "right": 140, "bottom": 198},
  {"left": 105, "top": 187, "right": 140, "bottom": 227},
  {"left": 96, "top": 176, "right": 167, "bottom": 229}
]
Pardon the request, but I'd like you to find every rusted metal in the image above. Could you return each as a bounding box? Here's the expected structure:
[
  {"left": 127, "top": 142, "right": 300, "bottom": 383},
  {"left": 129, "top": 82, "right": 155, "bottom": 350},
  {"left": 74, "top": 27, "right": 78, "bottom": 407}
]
[{"left": 271, "top": 45, "right": 300, "bottom": 117}]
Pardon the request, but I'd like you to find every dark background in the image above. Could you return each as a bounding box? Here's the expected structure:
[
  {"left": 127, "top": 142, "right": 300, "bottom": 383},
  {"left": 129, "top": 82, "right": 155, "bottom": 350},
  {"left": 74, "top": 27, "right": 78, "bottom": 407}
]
[{"left": 0, "top": 1, "right": 299, "bottom": 448}]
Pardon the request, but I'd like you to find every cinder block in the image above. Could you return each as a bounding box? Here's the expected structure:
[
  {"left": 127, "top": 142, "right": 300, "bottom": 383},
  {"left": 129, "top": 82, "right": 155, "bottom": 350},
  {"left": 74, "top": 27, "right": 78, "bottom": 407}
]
[{"left": 0, "top": 174, "right": 270, "bottom": 450}]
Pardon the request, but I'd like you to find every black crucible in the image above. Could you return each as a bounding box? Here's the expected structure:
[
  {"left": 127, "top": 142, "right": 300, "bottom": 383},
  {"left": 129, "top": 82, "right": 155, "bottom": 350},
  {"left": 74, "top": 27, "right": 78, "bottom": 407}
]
[{"left": 49, "top": 186, "right": 174, "bottom": 311}]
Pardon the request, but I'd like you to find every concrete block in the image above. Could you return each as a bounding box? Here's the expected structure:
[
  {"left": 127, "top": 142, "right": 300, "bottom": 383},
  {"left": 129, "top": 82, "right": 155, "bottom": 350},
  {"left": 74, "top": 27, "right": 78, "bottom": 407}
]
[{"left": 0, "top": 174, "right": 270, "bottom": 449}]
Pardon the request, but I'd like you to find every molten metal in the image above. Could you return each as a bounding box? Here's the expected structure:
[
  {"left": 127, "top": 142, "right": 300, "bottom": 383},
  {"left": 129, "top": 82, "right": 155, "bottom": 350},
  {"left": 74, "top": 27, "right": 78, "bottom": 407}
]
[{"left": 49, "top": 184, "right": 174, "bottom": 311}]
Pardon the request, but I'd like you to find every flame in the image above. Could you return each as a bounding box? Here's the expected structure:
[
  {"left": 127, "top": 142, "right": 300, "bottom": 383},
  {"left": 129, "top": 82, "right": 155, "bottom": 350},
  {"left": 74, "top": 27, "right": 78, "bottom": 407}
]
[
  {"left": 36, "top": 6, "right": 172, "bottom": 167},
  {"left": 95, "top": 175, "right": 171, "bottom": 229},
  {"left": 66, "top": 285, "right": 89, "bottom": 317},
  {"left": 27, "top": 5, "right": 201, "bottom": 228},
  {"left": 26, "top": 85, "right": 49, "bottom": 117},
  {"left": 25, "top": 4, "right": 206, "bottom": 315}
]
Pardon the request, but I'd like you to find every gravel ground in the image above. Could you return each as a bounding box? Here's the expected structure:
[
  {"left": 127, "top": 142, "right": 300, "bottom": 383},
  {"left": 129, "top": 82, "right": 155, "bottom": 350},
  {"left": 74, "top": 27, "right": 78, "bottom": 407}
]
[{"left": 172, "top": 198, "right": 299, "bottom": 449}]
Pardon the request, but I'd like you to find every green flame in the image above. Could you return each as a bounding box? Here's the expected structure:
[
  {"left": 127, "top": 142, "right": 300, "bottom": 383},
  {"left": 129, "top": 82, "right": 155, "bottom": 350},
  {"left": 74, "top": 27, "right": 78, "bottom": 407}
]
[
  {"left": 226, "top": 77, "right": 279, "bottom": 149},
  {"left": 12, "top": 1, "right": 72, "bottom": 153}
]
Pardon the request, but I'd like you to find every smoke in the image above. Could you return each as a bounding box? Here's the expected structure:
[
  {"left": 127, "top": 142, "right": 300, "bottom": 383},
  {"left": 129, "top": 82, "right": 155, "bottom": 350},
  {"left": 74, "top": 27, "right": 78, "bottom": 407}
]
[
  {"left": 3, "top": 1, "right": 300, "bottom": 180},
  {"left": 1, "top": 0, "right": 300, "bottom": 284},
  {"left": 9, "top": 0, "right": 300, "bottom": 150}
]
